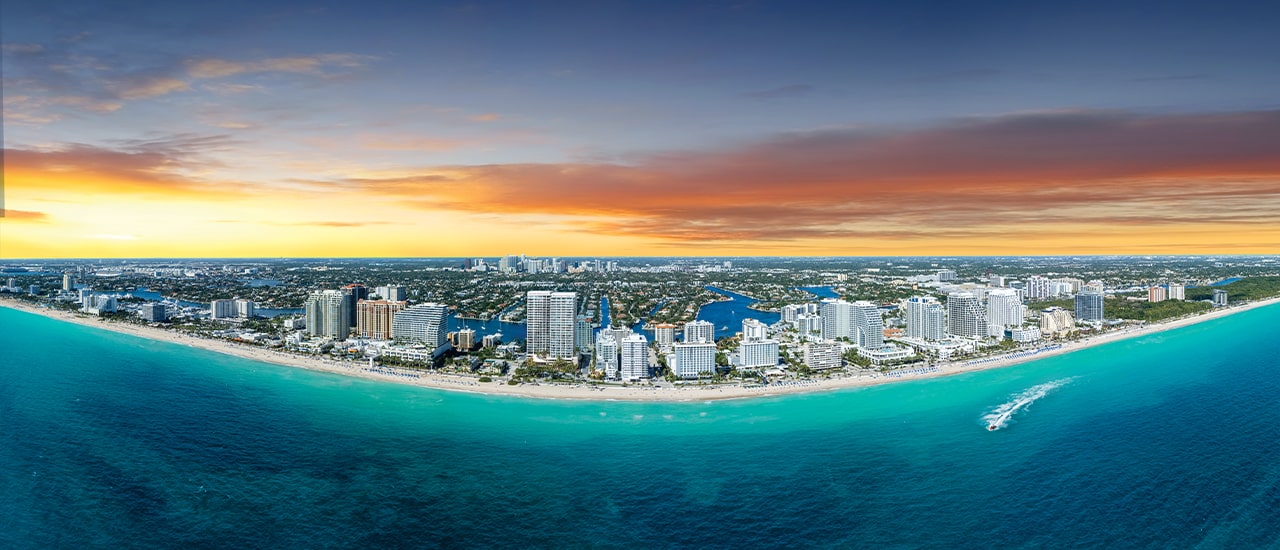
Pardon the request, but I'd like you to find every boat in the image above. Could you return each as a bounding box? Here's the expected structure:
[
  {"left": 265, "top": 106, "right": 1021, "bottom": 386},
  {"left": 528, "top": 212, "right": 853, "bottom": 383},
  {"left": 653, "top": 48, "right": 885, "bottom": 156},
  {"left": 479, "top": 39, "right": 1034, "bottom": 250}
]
[{"left": 988, "top": 424, "right": 998, "bottom": 431}]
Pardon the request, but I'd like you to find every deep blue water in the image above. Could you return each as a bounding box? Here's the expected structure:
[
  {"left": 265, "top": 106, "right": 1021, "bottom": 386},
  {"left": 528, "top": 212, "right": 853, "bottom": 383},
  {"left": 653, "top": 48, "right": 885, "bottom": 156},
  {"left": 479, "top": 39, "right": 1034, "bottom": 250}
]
[
  {"left": 797, "top": 285, "right": 839, "bottom": 298},
  {"left": 3, "top": 303, "right": 1280, "bottom": 548},
  {"left": 697, "top": 286, "right": 782, "bottom": 339},
  {"left": 448, "top": 314, "right": 525, "bottom": 342}
]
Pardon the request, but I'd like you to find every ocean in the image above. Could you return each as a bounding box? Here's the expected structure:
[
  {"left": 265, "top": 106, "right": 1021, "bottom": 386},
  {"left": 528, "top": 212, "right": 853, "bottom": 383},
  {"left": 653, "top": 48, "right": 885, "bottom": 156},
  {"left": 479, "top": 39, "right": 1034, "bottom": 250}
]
[{"left": 2, "top": 304, "right": 1278, "bottom": 548}]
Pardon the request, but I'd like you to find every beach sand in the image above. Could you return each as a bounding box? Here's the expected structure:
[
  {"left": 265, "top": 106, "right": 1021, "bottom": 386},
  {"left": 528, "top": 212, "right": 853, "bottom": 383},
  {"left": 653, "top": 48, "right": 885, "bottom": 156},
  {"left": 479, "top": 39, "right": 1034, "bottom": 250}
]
[{"left": 5, "top": 296, "right": 1278, "bottom": 402}]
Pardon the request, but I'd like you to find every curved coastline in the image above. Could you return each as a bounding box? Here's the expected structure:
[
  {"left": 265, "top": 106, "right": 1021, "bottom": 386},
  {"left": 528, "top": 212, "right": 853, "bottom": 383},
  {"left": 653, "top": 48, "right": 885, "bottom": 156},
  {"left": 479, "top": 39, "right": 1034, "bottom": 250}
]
[{"left": 4, "top": 296, "right": 1279, "bottom": 402}]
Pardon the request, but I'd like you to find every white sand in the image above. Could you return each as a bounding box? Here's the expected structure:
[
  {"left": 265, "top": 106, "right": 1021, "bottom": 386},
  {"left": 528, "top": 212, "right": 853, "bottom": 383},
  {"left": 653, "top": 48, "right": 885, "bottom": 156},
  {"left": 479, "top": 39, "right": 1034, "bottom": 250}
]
[{"left": 5, "top": 295, "right": 1278, "bottom": 402}]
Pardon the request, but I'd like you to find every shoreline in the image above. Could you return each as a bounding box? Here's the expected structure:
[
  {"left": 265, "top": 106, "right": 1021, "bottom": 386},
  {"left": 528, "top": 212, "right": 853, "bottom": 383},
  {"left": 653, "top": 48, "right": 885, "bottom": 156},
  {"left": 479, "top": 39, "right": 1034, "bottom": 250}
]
[{"left": 4, "top": 296, "right": 1279, "bottom": 402}]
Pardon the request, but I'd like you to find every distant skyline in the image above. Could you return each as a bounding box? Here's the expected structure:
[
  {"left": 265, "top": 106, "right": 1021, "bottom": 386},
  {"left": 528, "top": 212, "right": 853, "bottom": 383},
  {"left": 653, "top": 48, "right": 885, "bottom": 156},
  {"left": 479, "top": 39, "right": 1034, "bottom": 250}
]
[{"left": 3, "top": 0, "right": 1280, "bottom": 258}]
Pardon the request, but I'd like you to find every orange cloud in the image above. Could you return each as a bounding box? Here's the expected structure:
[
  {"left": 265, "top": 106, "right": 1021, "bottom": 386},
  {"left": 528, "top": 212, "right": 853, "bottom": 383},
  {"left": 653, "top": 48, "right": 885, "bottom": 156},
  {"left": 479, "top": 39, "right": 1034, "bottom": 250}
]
[
  {"left": 470, "top": 113, "right": 502, "bottom": 122},
  {"left": 327, "top": 109, "right": 1280, "bottom": 245},
  {"left": 1, "top": 209, "right": 50, "bottom": 222},
  {"left": 186, "top": 54, "right": 374, "bottom": 79},
  {"left": 2, "top": 135, "right": 259, "bottom": 199}
]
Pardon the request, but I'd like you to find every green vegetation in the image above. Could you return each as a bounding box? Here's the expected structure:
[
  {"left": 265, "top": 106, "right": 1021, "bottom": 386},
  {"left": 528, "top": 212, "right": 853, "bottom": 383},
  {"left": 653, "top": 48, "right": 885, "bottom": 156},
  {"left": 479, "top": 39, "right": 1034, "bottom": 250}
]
[
  {"left": 842, "top": 349, "right": 871, "bottom": 368},
  {"left": 1031, "top": 295, "right": 1216, "bottom": 322},
  {"left": 510, "top": 358, "right": 581, "bottom": 382},
  {"left": 1103, "top": 298, "right": 1212, "bottom": 322},
  {"left": 1186, "top": 276, "right": 1280, "bottom": 303}
]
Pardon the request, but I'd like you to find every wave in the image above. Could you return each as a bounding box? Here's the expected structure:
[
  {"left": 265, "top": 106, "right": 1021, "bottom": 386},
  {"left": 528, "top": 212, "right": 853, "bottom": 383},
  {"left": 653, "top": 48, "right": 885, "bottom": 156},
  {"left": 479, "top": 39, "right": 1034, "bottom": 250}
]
[{"left": 983, "top": 378, "right": 1074, "bottom": 431}]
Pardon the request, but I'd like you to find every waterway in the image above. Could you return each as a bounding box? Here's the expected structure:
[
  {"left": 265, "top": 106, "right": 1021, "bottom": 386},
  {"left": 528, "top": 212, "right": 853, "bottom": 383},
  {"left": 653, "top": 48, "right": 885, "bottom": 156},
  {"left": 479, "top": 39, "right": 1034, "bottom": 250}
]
[
  {"left": 796, "top": 285, "right": 839, "bottom": 299},
  {"left": 696, "top": 286, "right": 782, "bottom": 340}
]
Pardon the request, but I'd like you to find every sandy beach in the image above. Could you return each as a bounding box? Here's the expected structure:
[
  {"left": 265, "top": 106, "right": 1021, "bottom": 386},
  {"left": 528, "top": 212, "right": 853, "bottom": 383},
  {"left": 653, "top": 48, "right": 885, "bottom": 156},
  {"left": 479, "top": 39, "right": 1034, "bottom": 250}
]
[{"left": 4, "top": 296, "right": 1279, "bottom": 402}]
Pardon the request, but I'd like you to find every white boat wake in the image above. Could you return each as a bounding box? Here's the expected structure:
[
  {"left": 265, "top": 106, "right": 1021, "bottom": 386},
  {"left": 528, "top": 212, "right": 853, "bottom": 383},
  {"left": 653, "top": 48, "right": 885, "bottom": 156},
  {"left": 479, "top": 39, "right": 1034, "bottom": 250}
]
[{"left": 983, "top": 378, "right": 1074, "bottom": 431}]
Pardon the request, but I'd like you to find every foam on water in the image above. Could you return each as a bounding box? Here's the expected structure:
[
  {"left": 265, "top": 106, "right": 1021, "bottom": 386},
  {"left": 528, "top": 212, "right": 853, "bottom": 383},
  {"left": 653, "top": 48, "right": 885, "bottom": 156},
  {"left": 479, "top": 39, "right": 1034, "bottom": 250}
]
[{"left": 983, "top": 378, "right": 1074, "bottom": 431}]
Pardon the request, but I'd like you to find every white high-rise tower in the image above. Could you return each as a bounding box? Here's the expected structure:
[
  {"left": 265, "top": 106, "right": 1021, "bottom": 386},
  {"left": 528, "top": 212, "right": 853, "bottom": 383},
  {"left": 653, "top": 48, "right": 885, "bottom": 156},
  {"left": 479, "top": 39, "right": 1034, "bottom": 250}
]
[
  {"left": 947, "top": 292, "right": 986, "bottom": 339},
  {"left": 526, "top": 291, "right": 578, "bottom": 359}
]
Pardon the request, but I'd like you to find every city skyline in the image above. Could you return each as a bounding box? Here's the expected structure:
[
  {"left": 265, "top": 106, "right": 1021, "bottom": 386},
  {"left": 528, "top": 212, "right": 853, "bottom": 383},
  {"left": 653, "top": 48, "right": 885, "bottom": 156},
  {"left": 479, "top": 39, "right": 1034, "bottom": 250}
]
[{"left": 4, "top": 0, "right": 1280, "bottom": 258}]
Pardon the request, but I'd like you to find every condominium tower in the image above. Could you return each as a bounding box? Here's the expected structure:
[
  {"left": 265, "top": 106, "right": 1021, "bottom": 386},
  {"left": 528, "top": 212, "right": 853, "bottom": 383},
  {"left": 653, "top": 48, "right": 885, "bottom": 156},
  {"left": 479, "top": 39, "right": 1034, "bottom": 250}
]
[
  {"left": 305, "top": 290, "right": 350, "bottom": 340},
  {"left": 391, "top": 303, "right": 449, "bottom": 350},
  {"left": 946, "top": 292, "right": 987, "bottom": 339},
  {"left": 526, "top": 291, "right": 578, "bottom": 358},
  {"left": 904, "top": 296, "right": 945, "bottom": 341}
]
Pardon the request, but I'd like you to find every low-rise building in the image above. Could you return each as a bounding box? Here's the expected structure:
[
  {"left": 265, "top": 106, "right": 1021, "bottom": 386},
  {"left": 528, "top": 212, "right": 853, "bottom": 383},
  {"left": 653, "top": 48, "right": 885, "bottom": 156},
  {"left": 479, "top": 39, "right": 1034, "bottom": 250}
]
[
  {"left": 857, "top": 344, "right": 916, "bottom": 364},
  {"left": 1007, "top": 326, "right": 1042, "bottom": 343}
]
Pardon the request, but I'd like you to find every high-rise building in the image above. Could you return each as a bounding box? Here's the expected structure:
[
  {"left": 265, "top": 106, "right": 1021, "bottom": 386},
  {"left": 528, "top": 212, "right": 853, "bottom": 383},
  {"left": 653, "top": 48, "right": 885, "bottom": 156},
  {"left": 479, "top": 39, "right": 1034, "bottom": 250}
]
[
  {"left": 1213, "top": 289, "right": 1229, "bottom": 307},
  {"left": 796, "top": 313, "right": 822, "bottom": 336},
  {"left": 305, "top": 290, "right": 350, "bottom": 340},
  {"left": 820, "top": 299, "right": 854, "bottom": 341},
  {"left": 391, "top": 303, "right": 449, "bottom": 350},
  {"left": 140, "top": 302, "right": 167, "bottom": 322},
  {"left": 804, "top": 341, "right": 842, "bottom": 370},
  {"left": 904, "top": 296, "right": 945, "bottom": 341},
  {"left": 547, "top": 291, "right": 579, "bottom": 358},
  {"left": 1039, "top": 307, "right": 1076, "bottom": 338},
  {"left": 235, "top": 299, "right": 255, "bottom": 319},
  {"left": 1052, "top": 278, "right": 1085, "bottom": 294},
  {"left": 684, "top": 320, "right": 715, "bottom": 343},
  {"left": 357, "top": 300, "right": 406, "bottom": 340},
  {"left": 1026, "top": 276, "right": 1053, "bottom": 300},
  {"left": 672, "top": 342, "right": 717, "bottom": 379},
  {"left": 781, "top": 304, "right": 808, "bottom": 324},
  {"left": 596, "top": 332, "right": 620, "bottom": 379},
  {"left": 499, "top": 255, "right": 520, "bottom": 273},
  {"left": 526, "top": 291, "right": 578, "bottom": 358},
  {"left": 936, "top": 269, "right": 957, "bottom": 282},
  {"left": 986, "top": 288, "right": 1025, "bottom": 335},
  {"left": 211, "top": 299, "right": 237, "bottom": 319},
  {"left": 1075, "top": 290, "right": 1105, "bottom": 321},
  {"left": 83, "top": 294, "right": 117, "bottom": 315},
  {"left": 852, "top": 301, "right": 883, "bottom": 348},
  {"left": 375, "top": 285, "right": 407, "bottom": 302},
  {"left": 947, "top": 292, "right": 987, "bottom": 339},
  {"left": 742, "top": 318, "right": 768, "bottom": 342},
  {"left": 1148, "top": 286, "right": 1167, "bottom": 303},
  {"left": 62, "top": 273, "right": 75, "bottom": 291},
  {"left": 342, "top": 284, "right": 368, "bottom": 329},
  {"left": 739, "top": 339, "right": 779, "bottom": 370},
  {"left": 989, "top": 275, "right": 1005, "bottom": 287},
  {"left": 620, "top": 333, "right": 649, "bottom": 381},
  {"left": 1168, "top": 283, "right": 1186, "bottom": 301},
  {"left": 456, "top": 328, "right": 477, "bottom": 351},
  {"left": 653, "top": 323, "right": 677, "bottom": 348},
  {"left": 575, "top": 315, "right": 595, "bottom": 353}
]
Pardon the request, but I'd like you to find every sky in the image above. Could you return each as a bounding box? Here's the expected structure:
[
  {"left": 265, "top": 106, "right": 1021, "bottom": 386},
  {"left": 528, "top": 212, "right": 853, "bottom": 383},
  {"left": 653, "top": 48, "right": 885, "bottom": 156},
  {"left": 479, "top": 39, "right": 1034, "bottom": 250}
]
[{"left": 3, "top": 0, "right": 1279, "bottom": 258}]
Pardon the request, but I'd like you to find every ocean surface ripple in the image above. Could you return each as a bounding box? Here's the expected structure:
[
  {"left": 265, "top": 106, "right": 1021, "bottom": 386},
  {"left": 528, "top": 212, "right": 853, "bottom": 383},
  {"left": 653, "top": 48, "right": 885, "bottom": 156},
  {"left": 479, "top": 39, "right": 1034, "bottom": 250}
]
[{"left": 2, "top": 305, "right": 1279, "bottom": 548}]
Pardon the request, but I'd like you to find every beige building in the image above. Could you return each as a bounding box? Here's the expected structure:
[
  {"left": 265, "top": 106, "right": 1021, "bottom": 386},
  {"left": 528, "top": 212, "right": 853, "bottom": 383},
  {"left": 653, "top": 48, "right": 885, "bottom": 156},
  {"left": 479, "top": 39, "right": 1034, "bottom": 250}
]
[
  {"left": 1039, "top": 307, "right": 1076, "bottom": 338},
  {"left": 357, "top": 299, "right": 406, "bottom": 340}
]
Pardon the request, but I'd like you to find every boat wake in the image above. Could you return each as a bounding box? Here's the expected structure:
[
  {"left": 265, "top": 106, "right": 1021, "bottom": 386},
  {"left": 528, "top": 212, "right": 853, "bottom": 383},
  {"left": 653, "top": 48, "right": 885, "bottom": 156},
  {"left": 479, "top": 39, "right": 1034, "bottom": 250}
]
[{"left": 983, "top": 378, "right": 1074, "bottom": 431}]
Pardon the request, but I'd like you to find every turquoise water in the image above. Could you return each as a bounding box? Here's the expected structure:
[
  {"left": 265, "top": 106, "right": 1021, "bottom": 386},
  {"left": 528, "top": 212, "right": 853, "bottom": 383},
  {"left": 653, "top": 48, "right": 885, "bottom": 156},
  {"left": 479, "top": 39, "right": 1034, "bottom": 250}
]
[{"left": 3, "top": 304, "right": 1279, "bottom": 548}]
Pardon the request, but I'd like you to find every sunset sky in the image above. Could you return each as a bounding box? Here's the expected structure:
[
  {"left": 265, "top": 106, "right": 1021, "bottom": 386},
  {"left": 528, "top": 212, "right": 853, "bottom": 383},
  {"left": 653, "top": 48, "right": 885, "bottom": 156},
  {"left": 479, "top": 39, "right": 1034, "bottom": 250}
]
[{"left": 3, "top": 0, "right": 1280, "bottom": 258}]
